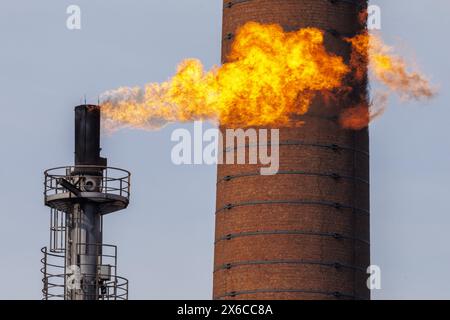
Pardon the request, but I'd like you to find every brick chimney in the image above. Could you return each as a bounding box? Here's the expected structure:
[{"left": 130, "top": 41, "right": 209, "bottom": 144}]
[{"left": 213, "top": 0, "right": 370, "bottom": 300}]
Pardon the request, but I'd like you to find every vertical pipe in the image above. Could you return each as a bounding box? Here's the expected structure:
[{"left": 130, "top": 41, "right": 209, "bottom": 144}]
[
  {"left": 65, "top": 105, "right": 106, "bottom": 300},
  {"left": 66, "top": 202, "right": 103, "bottom": 299}
]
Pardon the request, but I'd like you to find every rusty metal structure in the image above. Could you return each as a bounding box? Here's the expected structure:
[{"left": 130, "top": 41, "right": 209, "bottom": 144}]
[
  {"left": 213, "top": 0, "right": 370, "bottom": 300},
  {"left": 41, "top": 105, "right": 130, "bottom": 300}
]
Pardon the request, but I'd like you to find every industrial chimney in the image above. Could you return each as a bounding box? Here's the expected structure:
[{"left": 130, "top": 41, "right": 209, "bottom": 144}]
[
  {"left": 213, "top": 0, "right": 370, "bottom": 300},
  {"left": 41, "top": 105, "right": 130, "bottom": 300}
]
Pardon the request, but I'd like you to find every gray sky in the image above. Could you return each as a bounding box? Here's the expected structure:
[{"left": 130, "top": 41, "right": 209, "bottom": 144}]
[{"left": 0, "top": 0, "right": 449, "bottom": 299}]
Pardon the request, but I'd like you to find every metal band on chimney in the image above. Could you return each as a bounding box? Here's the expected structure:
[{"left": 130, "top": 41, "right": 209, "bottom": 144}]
[
  {"left": 223, "top": 141, "right": 369, "bottom": 156},
  {"left": 215, "top": 230, "right": 370, "bottom": 245},
  {"left": 224, "top": 29, "right": 356, "bottom": 41},
  {"left": 327, "top": 0, "right": 366, "bottom": 7},
  {"left": 216, "top": 200, "right": 369, "bottom": 215},
  {"left": 214, "top": 259, "right": 366, "bottom": 272},
  {"left": 224, "top": 0, "right": 365, "bottom": 9},
  {"left": 218, "top": 170, "right": 370, "bottom": 184},
  {"left": 223, "top": 0, "right": 251, "bottom": 8},
  {"left": 214, "top": 289, "right": 362, "bottom": 300}
]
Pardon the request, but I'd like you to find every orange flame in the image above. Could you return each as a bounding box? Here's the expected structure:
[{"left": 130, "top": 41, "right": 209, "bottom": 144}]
[
  {"left": 340, "top": 105, "right": 370, "bottom": 130},
  {"left": 348, "top": 32, "right": 435, "bottom": 100},
  {"left": 101, "top": 22, "right": 436, "bottom": 131},
  {"left": 101, "top": 22, "right": 349, "bottom": 130},
  {"left": 339, "top": 92, "right": 387, "bottom": 130},
  {"left": 341, "top": 32, "right": 436, "bottom": 129}
]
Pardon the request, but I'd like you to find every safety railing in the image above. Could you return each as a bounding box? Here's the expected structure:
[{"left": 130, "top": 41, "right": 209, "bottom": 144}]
[
  {"left": 41, "top": 244, "right": 128, "bottom": 300},
  {"left": 44, "top": 166, "right": 131, "bottom": 200}
]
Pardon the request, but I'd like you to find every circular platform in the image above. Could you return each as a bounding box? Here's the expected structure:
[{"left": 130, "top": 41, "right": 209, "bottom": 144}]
[{"left": 44, "top": 166, "right": 130, "bottom": 215}]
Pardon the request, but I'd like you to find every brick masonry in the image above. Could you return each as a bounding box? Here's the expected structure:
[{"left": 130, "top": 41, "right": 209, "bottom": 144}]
[{"left": 213, "top": 0, "right": 370, "bottom": 300}]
